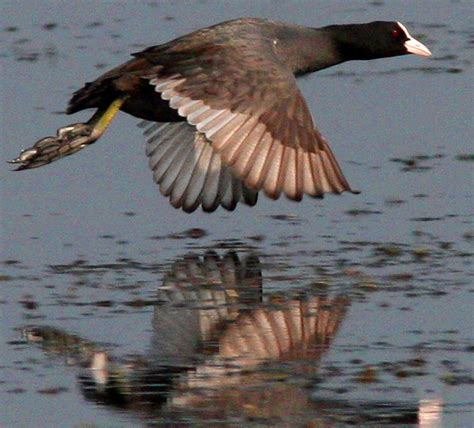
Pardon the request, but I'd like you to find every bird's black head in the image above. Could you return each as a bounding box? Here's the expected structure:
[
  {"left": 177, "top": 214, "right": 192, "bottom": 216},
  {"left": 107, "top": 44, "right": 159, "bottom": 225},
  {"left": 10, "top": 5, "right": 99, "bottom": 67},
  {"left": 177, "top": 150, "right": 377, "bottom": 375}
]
[{"left": 329, "top": 21, "right": 432, "bottom": 61}]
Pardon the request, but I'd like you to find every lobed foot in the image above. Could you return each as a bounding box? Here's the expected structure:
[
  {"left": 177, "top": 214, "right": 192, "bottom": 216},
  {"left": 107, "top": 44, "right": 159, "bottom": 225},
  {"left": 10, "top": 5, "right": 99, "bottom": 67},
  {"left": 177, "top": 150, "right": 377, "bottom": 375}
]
[{"left": 8, "top": 123, "right": 97, "bottom": 170}]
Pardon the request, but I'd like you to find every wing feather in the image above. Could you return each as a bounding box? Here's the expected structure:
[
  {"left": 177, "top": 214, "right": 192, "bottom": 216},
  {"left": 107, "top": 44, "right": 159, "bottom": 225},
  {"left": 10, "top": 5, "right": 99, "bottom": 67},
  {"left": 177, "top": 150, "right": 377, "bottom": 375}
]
[{"left": 142, "top": 121, "right": 258, "bottom": 212}]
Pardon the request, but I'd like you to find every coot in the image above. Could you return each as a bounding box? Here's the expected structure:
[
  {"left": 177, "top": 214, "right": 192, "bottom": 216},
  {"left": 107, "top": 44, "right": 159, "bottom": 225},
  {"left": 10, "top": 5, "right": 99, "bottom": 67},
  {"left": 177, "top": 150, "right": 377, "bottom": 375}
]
[{"left": 9, "top": 18, "right": 431, "bottom": 213}]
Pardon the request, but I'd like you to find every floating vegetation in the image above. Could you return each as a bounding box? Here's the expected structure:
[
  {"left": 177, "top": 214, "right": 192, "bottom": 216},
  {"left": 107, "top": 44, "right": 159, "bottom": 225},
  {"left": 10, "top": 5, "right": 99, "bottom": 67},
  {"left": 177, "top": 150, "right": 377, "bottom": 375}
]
[
  {"left": 345, "top": 208, "right": 382, "bottom": 217},
  {"left": 353, "top": 366, "right": 379, "bottom": 383},
  {"left": 455, "top": 153, "right": 474, "bottom": 162},
  {"left": 374, "top": 245, "right": 403, "bottom": 257},
  {"left": 390, "top": 154, "right": 445, "bottom": 172},
  {"left": 42, "top": 22, "right": 58, "bottom": 31}
]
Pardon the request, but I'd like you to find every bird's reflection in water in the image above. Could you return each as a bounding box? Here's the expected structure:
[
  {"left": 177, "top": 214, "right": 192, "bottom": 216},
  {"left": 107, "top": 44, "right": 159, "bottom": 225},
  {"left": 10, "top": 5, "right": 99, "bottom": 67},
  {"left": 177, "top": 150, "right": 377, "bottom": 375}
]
[
  {"left": 148, "top": 251, "right": 348, "bottom": 423},
  {"left": 22, "top": 251, "right": 442, "bottom": 426}
]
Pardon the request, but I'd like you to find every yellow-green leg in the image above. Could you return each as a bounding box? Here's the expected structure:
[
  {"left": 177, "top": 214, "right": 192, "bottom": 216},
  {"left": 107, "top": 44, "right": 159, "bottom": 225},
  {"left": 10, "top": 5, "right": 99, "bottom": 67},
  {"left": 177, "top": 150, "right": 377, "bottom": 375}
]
[{"left": 8, "top": 97, "right": 127, "bottom": 170}]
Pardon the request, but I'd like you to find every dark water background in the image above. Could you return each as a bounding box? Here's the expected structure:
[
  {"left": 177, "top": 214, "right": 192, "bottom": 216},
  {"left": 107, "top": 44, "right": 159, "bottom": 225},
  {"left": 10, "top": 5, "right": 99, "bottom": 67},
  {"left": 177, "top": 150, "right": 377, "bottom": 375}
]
[{"left": 1, "top": 1, "right": 472, "bottom": 426}]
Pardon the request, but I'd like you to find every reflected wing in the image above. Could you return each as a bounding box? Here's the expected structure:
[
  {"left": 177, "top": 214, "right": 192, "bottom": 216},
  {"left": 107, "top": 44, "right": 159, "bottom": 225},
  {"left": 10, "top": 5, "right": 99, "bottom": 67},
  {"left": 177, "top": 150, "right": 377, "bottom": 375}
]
[
  {"left": 219, "top": 295, "right": 348, "bottom": 363},
  {"left": 143, "top": 121, "right": 258, "bottom": 212},
  {"left": 151, "top": 252, "right": 262, "bottom": 364},
  {"left": 138, "top": 40, "right": 357, "bottom": 201}
]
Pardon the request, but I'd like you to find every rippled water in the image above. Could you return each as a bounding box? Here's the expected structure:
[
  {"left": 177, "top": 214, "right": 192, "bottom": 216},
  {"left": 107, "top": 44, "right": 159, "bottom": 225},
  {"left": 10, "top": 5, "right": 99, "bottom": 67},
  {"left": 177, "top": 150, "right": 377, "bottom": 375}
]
[{"left": 1, "top": 1, "right": 473, "bottom": 426}]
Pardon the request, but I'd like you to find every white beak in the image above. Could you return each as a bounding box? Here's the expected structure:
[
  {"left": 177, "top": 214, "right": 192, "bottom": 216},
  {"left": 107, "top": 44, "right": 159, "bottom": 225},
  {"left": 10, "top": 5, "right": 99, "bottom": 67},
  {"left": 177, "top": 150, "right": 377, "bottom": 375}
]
[
  {"left": 397, "top": 22, "right": 432, "bottom": 57},
  {"left": 404, "top": 37, "right": 432, "bottom": 57}
]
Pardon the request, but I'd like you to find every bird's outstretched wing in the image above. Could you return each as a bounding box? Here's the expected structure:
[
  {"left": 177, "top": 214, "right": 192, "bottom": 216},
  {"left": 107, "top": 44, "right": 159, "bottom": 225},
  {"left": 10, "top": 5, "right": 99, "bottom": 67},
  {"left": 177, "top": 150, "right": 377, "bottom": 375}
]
[{"left": 138, "top": 37, "right": 357, "bottom": 202}]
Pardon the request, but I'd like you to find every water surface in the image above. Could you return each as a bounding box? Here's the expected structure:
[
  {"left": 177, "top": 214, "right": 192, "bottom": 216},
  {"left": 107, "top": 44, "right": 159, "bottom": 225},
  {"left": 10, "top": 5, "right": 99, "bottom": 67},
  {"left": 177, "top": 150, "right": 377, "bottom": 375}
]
[{"left": 1, "top": 1, "right": 473, "bottom": 426}]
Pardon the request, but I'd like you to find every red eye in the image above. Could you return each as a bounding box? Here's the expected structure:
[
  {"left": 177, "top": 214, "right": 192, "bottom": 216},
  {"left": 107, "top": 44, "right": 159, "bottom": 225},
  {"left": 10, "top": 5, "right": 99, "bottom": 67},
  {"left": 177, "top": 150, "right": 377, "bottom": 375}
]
[{"left": 391, "top": 28, "right": 401, "bottom": 39}]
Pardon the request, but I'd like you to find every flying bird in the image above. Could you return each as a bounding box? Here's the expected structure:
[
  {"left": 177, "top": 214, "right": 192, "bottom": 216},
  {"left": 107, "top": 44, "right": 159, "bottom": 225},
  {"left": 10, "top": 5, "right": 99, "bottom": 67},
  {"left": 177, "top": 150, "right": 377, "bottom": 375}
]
[{"left": 9, "top": 18, "right": 431, "bottom": 213}]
